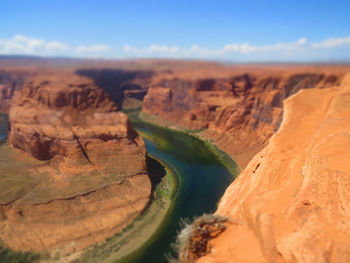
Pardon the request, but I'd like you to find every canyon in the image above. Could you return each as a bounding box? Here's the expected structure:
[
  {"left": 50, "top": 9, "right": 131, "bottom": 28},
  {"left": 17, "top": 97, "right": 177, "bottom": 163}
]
[
  {"left": 0, "top": 71, "right": 151, "bottom": 256},
  {"left": 141, "top": 67, "right": 344, "bottom": 168},
  {"left": 0, "top": 59, "right": 350, "bottom": 262}
]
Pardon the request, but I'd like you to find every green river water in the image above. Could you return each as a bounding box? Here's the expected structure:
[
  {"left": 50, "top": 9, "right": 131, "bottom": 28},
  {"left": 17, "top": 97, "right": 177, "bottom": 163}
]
[{"left": 124, "top": 119, "right": 236, "bottom": 262}]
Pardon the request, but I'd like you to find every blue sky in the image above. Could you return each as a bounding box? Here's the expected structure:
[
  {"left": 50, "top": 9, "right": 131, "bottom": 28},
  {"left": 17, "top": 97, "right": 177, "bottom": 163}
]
[{"left": 1, "top": 0, "right": 350, "bottom": 61}]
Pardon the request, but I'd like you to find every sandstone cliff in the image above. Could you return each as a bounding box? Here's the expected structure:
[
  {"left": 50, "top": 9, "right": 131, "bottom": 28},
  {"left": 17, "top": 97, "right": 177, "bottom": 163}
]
[
  {"left": 0, "top": 73, "right": 151, "bottom": 255},
  {"left": 180, "top": 74, "right": 350, "bottom": 263},
  {"left": 138, "top": 66, "right": 350, "bottom": 262},
  {"left": 0, "top": 69, "right": 31, "bottom": 113}
]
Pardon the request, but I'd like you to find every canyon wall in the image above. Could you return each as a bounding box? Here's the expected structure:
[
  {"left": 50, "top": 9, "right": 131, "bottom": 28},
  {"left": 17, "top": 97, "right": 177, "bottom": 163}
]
[
  {"left": 75, "top": 68, "right": 153, "bottom": 109},
  {"left": 142, "top": 70, "right": 342, "bottom": 168},
  {"left": 0, "top": 69, "right": 32, "bottom": 112},
  {"left": 192, "top": 74, "right": 350, "bottom": 263},
  {"left": 139, "top": 66, "right": 350, "bottom": 262},
  {"left": 0, "top": 73, "right": 151, "bottom": 254}
]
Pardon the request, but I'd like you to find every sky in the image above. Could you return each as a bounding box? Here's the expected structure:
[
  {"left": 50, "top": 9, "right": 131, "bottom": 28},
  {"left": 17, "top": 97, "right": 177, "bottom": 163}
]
[{"left": 1, "top": 0, "right": 350, "bottom": 61}]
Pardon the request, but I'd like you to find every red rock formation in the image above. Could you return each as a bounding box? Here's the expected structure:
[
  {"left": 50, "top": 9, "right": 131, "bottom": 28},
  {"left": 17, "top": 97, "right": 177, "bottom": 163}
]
[
  {"left": 0, "top": 73, "right": 151, "bottom": 254},
  {"left": 142, "top": 71, "right": 342, "bottom": 168},
  {"left": 0, "top": 70, "right": 31, "bottom": 113},
  {"left": 175, "top": 74, "right": 350, "bottom": 263}
]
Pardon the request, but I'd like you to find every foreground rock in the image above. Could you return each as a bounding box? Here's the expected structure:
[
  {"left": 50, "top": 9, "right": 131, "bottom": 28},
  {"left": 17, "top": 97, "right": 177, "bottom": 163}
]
[
  {"left": 0, "top": 73, "right": 151, "bottom": 255},
  {"left": 186, "top": 74, "right": 350, "bottom": 262}
]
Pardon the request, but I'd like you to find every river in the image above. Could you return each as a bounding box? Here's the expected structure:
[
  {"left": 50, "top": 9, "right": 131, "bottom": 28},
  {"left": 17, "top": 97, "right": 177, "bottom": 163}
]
[{"left": 124, "top": 120, "right": 235, "bottom": 262}]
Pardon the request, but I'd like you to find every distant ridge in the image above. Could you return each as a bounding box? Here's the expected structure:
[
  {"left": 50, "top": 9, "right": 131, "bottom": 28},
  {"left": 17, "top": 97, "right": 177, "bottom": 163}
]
[{"left": 0, "top": 54, "right": 349, "bottom": 69}]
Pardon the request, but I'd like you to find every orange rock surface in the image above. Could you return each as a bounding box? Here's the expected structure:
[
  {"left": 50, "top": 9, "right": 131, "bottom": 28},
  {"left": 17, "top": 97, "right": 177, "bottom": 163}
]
[
  {"left": 0, "top": 73, "right": 151, "bottom": 254},
  {"left": 196, "top": 74, "right": 350, "bottom": 263}
]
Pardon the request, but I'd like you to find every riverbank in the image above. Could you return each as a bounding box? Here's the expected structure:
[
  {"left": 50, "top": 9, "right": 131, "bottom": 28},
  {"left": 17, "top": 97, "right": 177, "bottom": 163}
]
[
  {"left": 113, "top": 154, "right": 180, "bottom": 263},
  {"left": 64, "top": 155, "right": 179, "bottom": 263}
]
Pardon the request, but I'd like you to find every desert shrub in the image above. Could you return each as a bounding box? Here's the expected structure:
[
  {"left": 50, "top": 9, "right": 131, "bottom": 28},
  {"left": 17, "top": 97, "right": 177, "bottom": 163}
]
[
  {"left": 0, "top": 246, "right": 40, "bottom": 263},
  {"left": 174, "top": 214, "right": 228, "bottom": 262}
]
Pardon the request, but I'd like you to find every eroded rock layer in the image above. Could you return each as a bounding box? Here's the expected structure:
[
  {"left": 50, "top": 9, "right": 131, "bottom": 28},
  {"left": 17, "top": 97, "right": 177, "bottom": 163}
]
[
  {"left": 142, "top": 70, "right": 343, "bottom": 168},
  {"left": 0, "top": 73, "right": 151, "bottom": 254},
  {"left": 0, "top": 69, "right": 32, "bottom": 112},
  {"left": 193, "top": 75, "right": 350, "bottom": 263}
]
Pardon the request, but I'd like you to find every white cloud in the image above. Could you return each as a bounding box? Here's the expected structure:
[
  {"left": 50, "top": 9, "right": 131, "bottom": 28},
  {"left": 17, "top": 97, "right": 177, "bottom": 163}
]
[
  {"left": 260, "top": 38, "right": 308, "bottom": 52},
  {"left": 13, "top": 35, "right": 44, "bottom": 50},
  {"left": 122, "top": 38, "right": 311, "bottom": 58},
  {"left": 0, "top": 35, "right": 110, "bottom": 57},
  {"left": 0, "top": 35, "right": 68, "bottom": 54},
  {"left": 221, "top": 43, "right": 257, "bottom": 54},
  {"left": 311, "top": 37, "right": 350, "bottom": 48},
  {"left": 148, "top": 45, "right": 179, "bottom": 53},
  {"left": 75, "top": 45, "right": 110, "bottom": 53},
  {"left": 45, "top": 41, "right": 69, "bottom": 51},
  {"left": 123, "top": 45, "right": 134, "bottom": 52},
  {"left": 122, "top": 38, "right": 311, "bottom": 57},
  {"left": 122, "top": 36, "right": 350, "bottom": 61},
  {"left": 0, "top": 34, "right": 350, "bottom": 61},
  {"left": 123, "top": 44, "right": 179, "bottom": 55}
]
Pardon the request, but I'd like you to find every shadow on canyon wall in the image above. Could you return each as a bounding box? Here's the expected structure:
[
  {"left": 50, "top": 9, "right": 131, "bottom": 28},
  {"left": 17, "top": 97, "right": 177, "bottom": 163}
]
[
  {"left": 146, "top": 156, "right": 166, "bottom": 192},
  {"left": 0, "top": 70, "right": 32, "bottom": 93},
  {"left": 0, "top": 70, "right": 32, "bottom": 112},
  {"left": 76, "top": 69, "right": 154, "bottom": 108}
]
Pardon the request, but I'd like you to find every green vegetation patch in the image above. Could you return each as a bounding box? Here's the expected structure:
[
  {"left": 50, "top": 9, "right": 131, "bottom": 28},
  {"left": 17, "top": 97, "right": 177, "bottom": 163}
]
[
  {"left": 0, "top": 144, "right": 126, "bottom": 204},
  {"left": 0, "top": 244, "right": 40, "bottom": 263},
  {"left": 201, "top": 140, "right": 239, "bottom": 177},
  {"left": 0, "top": 145, "right": 47, "bottom": 204}
]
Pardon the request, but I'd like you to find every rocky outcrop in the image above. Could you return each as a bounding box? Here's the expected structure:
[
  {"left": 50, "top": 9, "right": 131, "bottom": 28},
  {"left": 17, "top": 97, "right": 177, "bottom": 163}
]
[
  {"left": 185, "top": 74, "right": 350, "bottom": 263},
  {"left": 177, "top": 215, "right": 229, "bottom": 262},
  {"left": 142, "top": 71, "right": 342, "bottom": 168},
  {"left": 0, "top": 70, "right": 31, "bottom": 112},
  {"left": 0, "top": 73, "right": 151, "bottom": 254}
]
